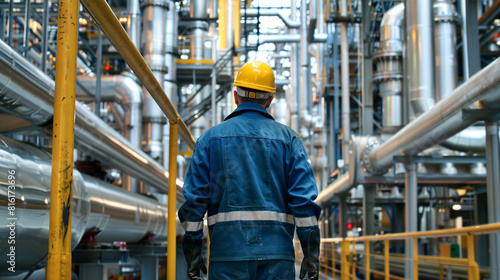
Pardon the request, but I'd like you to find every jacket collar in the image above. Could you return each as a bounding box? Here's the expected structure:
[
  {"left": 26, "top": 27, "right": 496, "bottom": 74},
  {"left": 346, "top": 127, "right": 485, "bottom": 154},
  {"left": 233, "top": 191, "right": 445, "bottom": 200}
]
[{"left": 224, "top": 102, "right": 275, "bottom": 121}]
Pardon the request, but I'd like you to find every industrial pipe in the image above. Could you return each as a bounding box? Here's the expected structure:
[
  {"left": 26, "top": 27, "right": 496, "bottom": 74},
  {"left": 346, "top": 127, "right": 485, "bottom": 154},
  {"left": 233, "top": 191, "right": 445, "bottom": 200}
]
[
  {"left": 373, "top": 3, "right": 404, "bottom": 132},
  {"left": 341, "top": 0, "right": 350, "bottom": 164},
  {"left": 46, "top": 0, "right": 79, "bottom": 277},
  {"left": 126, "top": 0, "right": 141, "bottom": 47},
  {"left": 242, "top": 8, "right": 300, "bottom": 28},
  {"left": 366, "top": 56, "right": 500, "bottom": 174},
  {"left": 407, "top": 0, "right": 436, "bottom": 117},
  {"left": 80, "top": 0, "right": 195, "bottom": 149},
  {"left": 0, "top": 39, "right": 185, "bottom": 200},
  {"left": 0, "top": 135, "right": 169, "bottom": 276}
]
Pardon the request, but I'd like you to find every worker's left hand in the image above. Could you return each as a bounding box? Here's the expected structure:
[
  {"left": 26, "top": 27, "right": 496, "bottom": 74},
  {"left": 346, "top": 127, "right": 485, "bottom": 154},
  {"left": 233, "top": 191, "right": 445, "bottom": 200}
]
[
  {"left": 182, "top": 236, "right": 208, "bottom": 280},
  {"left": 299, "top": 256, "right": 319, "bottom": 280}
]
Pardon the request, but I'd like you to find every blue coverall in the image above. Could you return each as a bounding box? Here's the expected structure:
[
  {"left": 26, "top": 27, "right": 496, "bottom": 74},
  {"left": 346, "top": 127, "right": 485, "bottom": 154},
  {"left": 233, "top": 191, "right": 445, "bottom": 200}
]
[{"left": 178, "top": 102, "right": 322, "bottom": 279}]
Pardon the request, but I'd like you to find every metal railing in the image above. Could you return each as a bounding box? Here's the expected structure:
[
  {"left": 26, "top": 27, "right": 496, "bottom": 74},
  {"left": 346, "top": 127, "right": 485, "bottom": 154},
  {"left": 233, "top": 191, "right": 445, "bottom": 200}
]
[
  {"left": 47, "top": 0, "right": 195, "bottom": 279},
  {"left": 318, "top": 222, "right": 500, "bottom": 280}
]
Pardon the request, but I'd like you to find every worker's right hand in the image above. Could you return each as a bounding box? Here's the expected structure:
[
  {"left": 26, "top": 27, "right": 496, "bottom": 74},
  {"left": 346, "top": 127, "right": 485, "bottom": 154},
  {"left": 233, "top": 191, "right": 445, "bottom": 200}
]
[
  {"left": 182, "top": 236, "right": 208, "bottom": 280},
  {"left": 298, "top": 228, "right": 320, "bottom": 280}
]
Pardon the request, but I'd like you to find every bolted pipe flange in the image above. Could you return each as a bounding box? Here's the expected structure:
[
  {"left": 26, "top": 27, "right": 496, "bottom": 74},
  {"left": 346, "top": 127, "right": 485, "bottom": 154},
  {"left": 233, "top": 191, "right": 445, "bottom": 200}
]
[
  {"left": 187, "top": 21, "right": 209, "bottom": 31},
  {"left": 361, "top": 138, "right": 385, "bottom": 175},
  {"left": 433, "top": 0, "right": 460, "bottom": 24},
  {"left": 141, "top": 0, "right": 170, "bottom": 9}
]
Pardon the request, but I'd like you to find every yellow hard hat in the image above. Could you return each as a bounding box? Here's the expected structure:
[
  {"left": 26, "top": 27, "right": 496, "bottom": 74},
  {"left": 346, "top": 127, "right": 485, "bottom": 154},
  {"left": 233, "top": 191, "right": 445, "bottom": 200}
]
[{"left": 233, "top": 60, "right": 276, "bottom": 93}]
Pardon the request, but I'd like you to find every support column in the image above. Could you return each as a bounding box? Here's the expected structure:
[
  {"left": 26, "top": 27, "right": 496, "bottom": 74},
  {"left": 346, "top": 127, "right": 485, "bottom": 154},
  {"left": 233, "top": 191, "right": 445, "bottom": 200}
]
[
  {"left": 485, "top": 121, "right": 500, "bottom": 280},
  {"left": 458, "top": 0, "right": 481, "bottom": 79},
  {"left": 363, "top": 184, "right": 375, "bottom": 236},
  {"left": 340, "top": 0, "right": 350, "bottom": 163},
  {"left": 46, "top": 0, "right": 79, "bottom": 278},
  {"left": 141, "top": 256, "right": 160, "bottom": 280},
  {"left": 361, "top": 0, "right": 373, "bottom": 136},
  {"left": 339, "top": 195, "right": 348, "bottom": 238},
  {"left": 404, "top": 162, "right": 418, "bottom": 279}
]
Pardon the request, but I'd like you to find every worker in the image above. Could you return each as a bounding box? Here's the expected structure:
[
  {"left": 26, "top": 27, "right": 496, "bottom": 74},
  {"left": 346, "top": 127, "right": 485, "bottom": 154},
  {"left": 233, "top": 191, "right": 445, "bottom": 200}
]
[{"left": 178, "top": 60, "right": 321, "bottom": 280}]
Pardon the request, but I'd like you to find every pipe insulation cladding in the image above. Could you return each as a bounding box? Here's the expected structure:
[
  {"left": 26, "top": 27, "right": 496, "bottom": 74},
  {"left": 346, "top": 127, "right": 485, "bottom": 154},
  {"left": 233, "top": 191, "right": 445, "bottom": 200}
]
[
  {"left": 0, "top": 135, "right": 169, "bottom": 276},
  {"left": 0, "top": 40, "right": 185, "bottom": 201}
]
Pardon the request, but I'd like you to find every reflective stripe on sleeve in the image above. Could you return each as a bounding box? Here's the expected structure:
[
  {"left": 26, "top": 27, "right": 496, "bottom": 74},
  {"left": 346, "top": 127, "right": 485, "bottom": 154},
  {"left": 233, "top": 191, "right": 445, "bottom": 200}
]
[
  {"left": 294, "top": 216, "right": 318, "bottom": 227},
  {"left": 208, "top": 211, "right": 294, "bottom": 226},
  {"left": 182, "top": 221, "right": 204, "bottom": 232}
]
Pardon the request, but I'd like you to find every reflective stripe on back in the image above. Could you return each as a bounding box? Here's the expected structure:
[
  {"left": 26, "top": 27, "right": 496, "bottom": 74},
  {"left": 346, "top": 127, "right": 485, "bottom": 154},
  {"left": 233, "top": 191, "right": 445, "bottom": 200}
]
[{"left": 208, "top": 211, "right": 294, "bottom": 226}]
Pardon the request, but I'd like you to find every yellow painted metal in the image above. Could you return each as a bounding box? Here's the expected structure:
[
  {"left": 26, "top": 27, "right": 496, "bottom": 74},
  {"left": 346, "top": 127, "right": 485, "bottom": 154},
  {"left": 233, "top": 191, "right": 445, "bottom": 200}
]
[
  {"left": 176, "top": 59, "right": 214, "bottom": 65},
  {"left": 167, "top": 121, "right": 179, "bottom": 280},
  {"left": 439, "top": 264, "right": 444, "bottom": 280},
  {"left": 343, "top": 221, "right": 500, "bottom": 241},
  {"left": 219, "top": 0, "right": 227, "bottom": 48},
  {"left": 332, "top": 242, "right": 336, "bottom": 279},
  {"left": 80, "top": 0, "right": 195, "bottom": 149},
  {"left": 467, "top": 235, "right": 480, "bottom": 280},
  {"left": 233, "top": 0, "right": 240, "bottom": 65},
  {"left": 412, "top": 237, "right": 419, "bottom": 279},
  {"left": 45, "top": 0, "right": 79, "bottom": 279},
  {"left": 419, "top": 255, "right": 468, "bottom": 266},
  {"left": 351, "top": 241, "right": 356, "bottom": 279},
  {"left": 365, "top": 241, "right": 370, "bottom": 280},
  {"left": 384, "top": 240, "right": 389, "bottom": 280},
  {"left": 341, "top": 240, "right": 350, "bottom": 280}
]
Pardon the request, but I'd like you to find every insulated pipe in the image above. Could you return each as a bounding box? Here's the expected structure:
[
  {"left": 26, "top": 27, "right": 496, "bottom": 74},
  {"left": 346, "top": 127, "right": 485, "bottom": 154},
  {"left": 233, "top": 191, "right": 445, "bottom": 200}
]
[
  {"left": 0, "top": 136, "right": 169, "bottom": 276},
  {"left": 75, "top": 74, "right": 143, "bottom": 192},
  {"left": 242, "top": 8, "right": 300, "bottom": 28},
  {"left": 434, "top": 0, "right": 459, "bottom": 102},
  {"left": 373, "top": 3, "right": 404, "bottom": 132},
  {"left": 0, "top": 39, "right": 185, "bottom": 200},
  {"left": 366, "top": 57, "right": 500, "bottom": 174},
  {"left": 315, "top": 173, "right": 351, "bottom": 205},
  {"left": 80, "top": 0, "right": 195, "bottom": 149},
  {"left": 141, "top": 1, "right": 169, "bottom": 164},
  {"left": 341, "top": 0, "right": 350, "bottom": 164},
  {"left": 291, "top": 0, "right": 300, "bottom": 132},
  {"left": 164, "top": 0, "right": 178, "bottom": 169},
  {"left": 407, "top": 0, "right": 436, "bottom": 117},
  {"left": 300, "top": 0, "right": 312, "bottom": 125},
  {"left": 46, "top": 0, "right": 78, "bottom": 277},
  {"left": 127, "top": 0, "right": 141, "bottom": 47}
]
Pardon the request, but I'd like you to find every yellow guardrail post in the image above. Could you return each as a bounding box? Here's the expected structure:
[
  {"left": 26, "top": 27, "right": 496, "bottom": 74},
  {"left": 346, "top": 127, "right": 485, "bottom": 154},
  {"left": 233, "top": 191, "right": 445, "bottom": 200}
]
[
  {"left": 384, "top": 239, "right": 390, "bottom": 280},
  {"left": 351, "top": 241, "right": 356, "bottom": 279},
  {"left": 45, "top": 0, "right": 79, "bottom": 279},
  {"left": 439, "top": 264, "right": 444, "bottom": 280},
  {"left": 467, "top": 234, "right": 480, "bottom": 280},
  {"left": 412, "top": 237, "right": 419, "bottom": 279},
  {"left": 341, "top": 240, "right": 350, "bottom": 280},
  {"left": 332, "top": 242, "right": 336, "bottom": 280},
  {"left": 167, "top": 120, "right": 179, "bottom": 280},
  {"left": 365, "top": 241, "right": 370, "bottom": 280}
]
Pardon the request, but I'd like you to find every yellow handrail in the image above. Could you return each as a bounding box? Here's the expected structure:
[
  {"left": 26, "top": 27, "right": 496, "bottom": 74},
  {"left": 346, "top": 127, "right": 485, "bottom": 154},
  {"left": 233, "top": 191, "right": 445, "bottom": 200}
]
[
  {"left": 46, "top": 0, "right": 79, "bottom": 279},
  {"left": 320, "top": 222, "right": 500, "bottom": 280},
  {"left": 80, "top": 0, "right": 195, "bottom": 149}
]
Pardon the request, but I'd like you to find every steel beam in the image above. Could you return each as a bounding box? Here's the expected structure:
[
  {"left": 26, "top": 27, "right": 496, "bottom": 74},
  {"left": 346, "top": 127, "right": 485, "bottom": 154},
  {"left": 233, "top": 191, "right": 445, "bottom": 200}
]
[
  {"left": 404, "top": 162, "right": 417, "bottom": 279},
  {"left": 486, "top": 121, "right": 500, "bottom": 280}
]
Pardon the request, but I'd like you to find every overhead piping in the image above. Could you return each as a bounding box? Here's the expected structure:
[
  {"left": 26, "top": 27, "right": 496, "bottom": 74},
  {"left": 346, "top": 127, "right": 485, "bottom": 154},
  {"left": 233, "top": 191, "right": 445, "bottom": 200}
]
[
  {"left": 0, "top": 39, "right": 185, "bottom": 200},
  {"left": 242, "top": 8, "right": 300, "bottom": 28}
]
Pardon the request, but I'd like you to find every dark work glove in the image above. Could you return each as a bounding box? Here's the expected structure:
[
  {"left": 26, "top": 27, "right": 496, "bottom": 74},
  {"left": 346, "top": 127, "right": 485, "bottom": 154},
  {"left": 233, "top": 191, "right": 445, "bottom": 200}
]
[
  {"left": 298, "top": 228, "right": 320, "bottom": 280},
  {"left": 182, "top": 236, "right": 208, "bottom": 280}
]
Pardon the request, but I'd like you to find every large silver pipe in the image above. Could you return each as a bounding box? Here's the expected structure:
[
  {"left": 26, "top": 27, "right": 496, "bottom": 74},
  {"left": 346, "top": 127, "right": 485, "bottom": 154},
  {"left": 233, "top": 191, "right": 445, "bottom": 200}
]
[
  {"left": 127, "top": 0, "right": 141, "bottom": 47},
  {"left": 76, "top": 74, "right": 143, "bottom": 148},
  {"left": 373, "top": 3, "right": 404, "bottom": 132},
  {"left": 407, "top": 0, "right": 436, "bottom": 117},
  {"left": 141, "top": 1, "right": 169, "bottom": 164},
  {"left": 291, "top": 0, "right": 300, "bottom": 132},
  {"left": 367, "top": 57, "right": 500, "bottom": 174},
  {"left": 315, "top": 173, "right": 351, "bottom": 205},
  {"left": 0, "top": 40, "right": 184, "bottom": 199},
  {"left": 300, "top": 0, "right": 312, "bottom": 124},
  {"left": 434, "top": 0, "right": 459, "bottom": 102},
  {"left": 164, "top": 0, "right": 178, "bottom": 169},
  {"left": 242, "top": 8, "right": 300, "bottom": 28},
  {"left": 341, "top": 0, "right": 350, "bottom": 163},
  {"left": 0, "top": 136, "right": 169, "bottom": 276}
]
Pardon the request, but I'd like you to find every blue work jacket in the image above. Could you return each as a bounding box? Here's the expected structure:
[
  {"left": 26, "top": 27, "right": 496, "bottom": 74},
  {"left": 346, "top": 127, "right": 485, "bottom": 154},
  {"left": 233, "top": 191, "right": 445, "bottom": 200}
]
[{"left": 178, "top": 102, "right": 321, "bottom": 262}]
